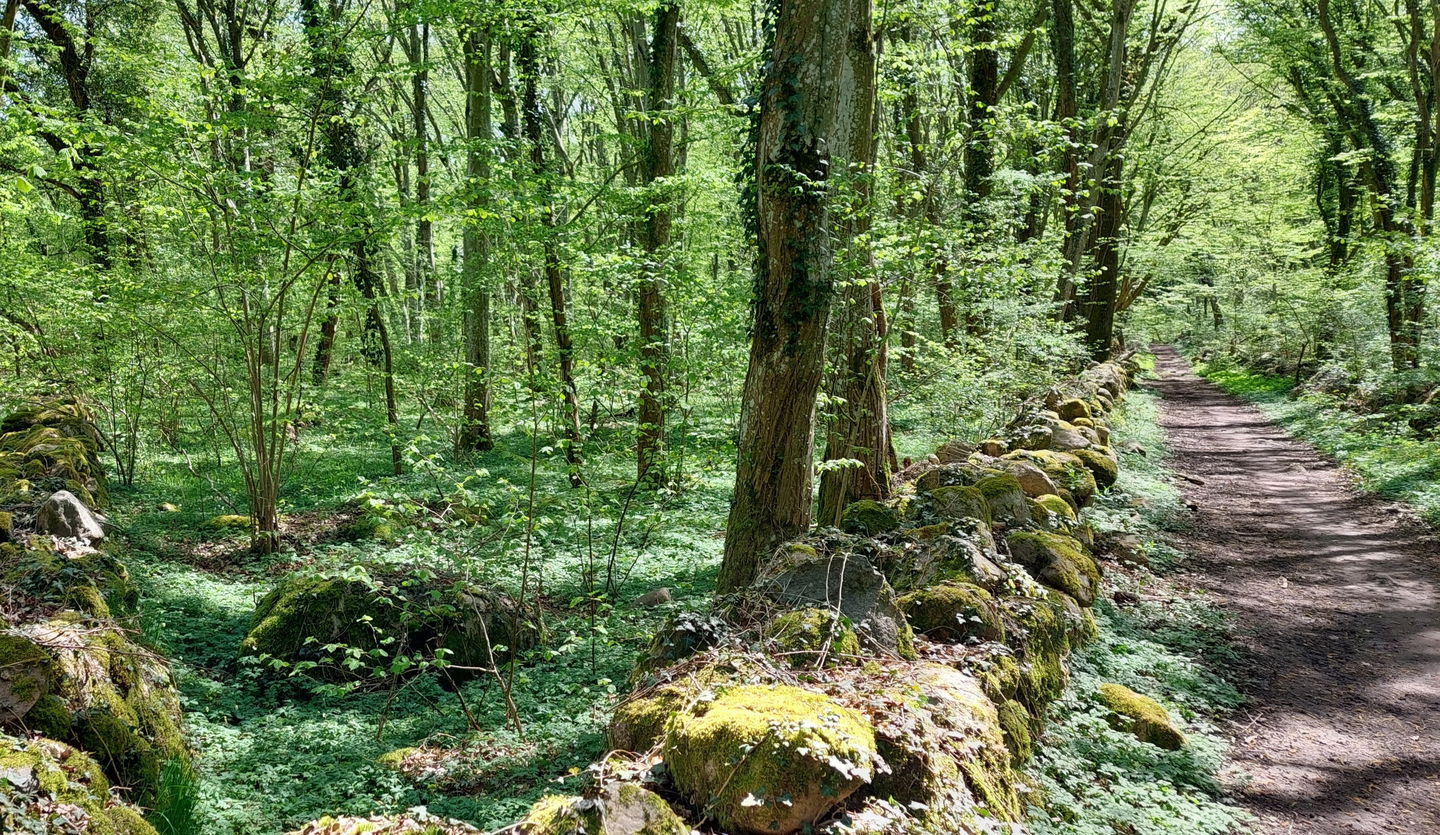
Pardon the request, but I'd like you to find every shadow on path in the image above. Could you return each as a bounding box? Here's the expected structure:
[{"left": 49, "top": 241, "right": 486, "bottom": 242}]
[{"left": 1150, "top": 346, "right": 1440, "bottom": 834}]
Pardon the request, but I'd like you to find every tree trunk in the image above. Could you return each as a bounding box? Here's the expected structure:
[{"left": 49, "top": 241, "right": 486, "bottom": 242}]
[
  {"left": 1050, "top": 0, "right": 1082, "bottom": 319},
  {"left": 407, "top": 21, "right": 435, "bottom": 340},
  {"left": 636, "top": 1, "right": 678, "bottom": 483},
  {"left": 718, "top": 0, "right": 876, "bottom": 592},
  {"left": 457, "top": 21, "right": 494, "bottom": 453},
  {"left": 519, "top": 26, "right": 584, "bottom": 486},
  {"left": 818, "top": 20, "right": 885, "bottom": 525},
  {"left": 301, "top": 0, "right": 402, "bottom": 471}
]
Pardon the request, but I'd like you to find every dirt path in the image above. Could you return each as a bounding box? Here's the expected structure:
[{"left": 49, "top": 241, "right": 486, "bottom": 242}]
[{"left": 1148, "top": 346, "right": 1440, "bottom": 834}]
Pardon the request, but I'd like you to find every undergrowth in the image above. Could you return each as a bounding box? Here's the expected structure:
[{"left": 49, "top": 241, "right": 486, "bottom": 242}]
[
  {"left": 1026, "top": 381, "right": 1250, "bottom": 835},
  {"left": 1192, "top": 359, "right": 1440, "bottom": 524}
]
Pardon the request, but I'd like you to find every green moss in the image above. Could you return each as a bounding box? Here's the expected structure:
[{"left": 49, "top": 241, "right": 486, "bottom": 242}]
[
  {"left": 1033, "top": 493, "right": 1077, "bottom": 523},
  {"left": 913, "top": 664, "right": 1023, "bottom": 821},
  {"left": 899, "top": 582, "right": 1005, "bottom": 643},
  {"left": 663, "top": 684, "right": 876, "bottom": 835},
  {"left": 895, "top": 617, "right": 917, "bottom": 660},
  {"left": 1057, "top": 399, "right": 1092, "bottom": 422},
  {"left": 203, "top": 514, "right": 252, "bottom": 532},
  {"left": 376, "top": 747, "right": 417, "bottom": 770},
  {"left": 973, "top": 474, "right": 1031, "bottom": 526},
  {"left": 976, "top": 652, "right": 1021, "bottom": 703},
  {"left": 340, "top": 514, "right": 398, "bottom": 543},
  {"left": 839, "top": 499, "right": 901, "bottom": 536},
  {"left": 1097, "top": 683, "right": 1186, "bottom": 750},
  {"left": 920, "top": 485, "right": 991, "bottom": 525},
  {"left": 0, "top": 734, "right": 157, "bottom": 835},
  {"left": 996, "top": 698, "right": 1033, "bottom": 763},
  {"left": 242, "top": 575, "right": 381, "bottom": 660},
  {"left": 26, "top": 694, "right": 73, "bottom": 738},
  {"left": 769, "top": 607, "right": 860, "bottom": 666},
  {"left": 1072, "top": 448, "right": 1119, "bottom": 489},
  {"left": 1005, "top": 531, "right": 1102, "bottom": 606},
  {"left": 520, "top": 784, "right": 688, "bottom": 835},
  {"left": 1006, "top": 597, "right": 1072, "bottom": 711}
]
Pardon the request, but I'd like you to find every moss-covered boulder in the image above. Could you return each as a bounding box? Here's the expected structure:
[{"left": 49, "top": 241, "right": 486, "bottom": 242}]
[
  {"left": 973, "top": 474, "right": 1031, "bottom": 528},
  {"left": 3, "top": 542, "right": 139, "bottom": 620},
  {"left": 1073, "top": 447, "right": 1119, "bottom": 489},
  {"left": 767, "top": 607, "right": 860, "bottom": 666},
  {"left": 0, "top": 398, "right": 109, "bottom": 509},
  {"left": 838, "top": 499, "right": 900, "bottom": 536},
  {"left": 759, "top": 545, "right": 914, "bottom": 659},
  {"left": 899, "top": 582, "right": 1005, "bottom": 643},
  {"left": 663, "top": 684, "right": 876, "bottom": 835},
  {"left": 203, "top": 514, "right": 252, "bottom": 532},
  {"left": 1003, "top": 449, "right": 1097, "bottom": 508},
  {"left": 1, "top": 619, "right": 187, "bottom": 805},
  {"left": 913, "top": 484, "right": 991, "bottom": 525},
  {"left": 1097, "top": 683, "right": 1186, "bottom": 750},
  {"left": 610, "top": 656, "right": 761, "bottom": 753},
  {"left": 1005, "top": 531, "right": 1102, "bottom": 606},
  {"left": 1057, "top": 398, "right": 1092, "bottom": 422},
  {"left": 883, "top": 521, "right": 1007, "bottom": 593},
  {"left": 1031, "top": 493, "right": 1078, "bottom": 526},
  {"left": 1003, "top": 596, "right": 1076, "bottom": 710},
  {"left": 0, "top": 734, "right": 158, "bottom": 835},
  {"left": 519, "top": 783, "right": 689, "bottom": 835},
  {"left": 908, "top": 664, "right": 1023, "bottom": 821},
  {"left": 242, "top": 569, "right": 536, "bottom": 681}
]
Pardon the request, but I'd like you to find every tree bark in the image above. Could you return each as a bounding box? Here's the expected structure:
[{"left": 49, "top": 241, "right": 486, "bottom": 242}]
[
  {"left": 457, "top": 20, "right": 494, "bottom": 453},
  {"left": 718, "top": 0, "right": 876, "bottom": 592},
  {"left": 636, "top": 0, "right": 679, "bottom": 483}
]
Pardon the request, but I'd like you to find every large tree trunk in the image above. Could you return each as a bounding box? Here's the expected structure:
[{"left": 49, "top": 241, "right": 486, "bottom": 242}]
[
  {"left": 636, "top": 1, "right": 679, "bottom": 483},
  {"left": 717, "top": 0, "right": 876, "bottom": 592},
  {"left": 457, "top": 21, "right": 494, "bottom": 453},
  {"left": 1077, "top": 0, "right": 1132, "bottom": 359},
  {"left": 817, "top": 19, "right": 885, "bottom": 525},
  {"left": 24, "top": 0, "right": 108, "bottom": 270}
]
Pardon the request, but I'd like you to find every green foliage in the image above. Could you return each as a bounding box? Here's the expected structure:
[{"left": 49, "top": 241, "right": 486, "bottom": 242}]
[
  {"left": 1026, "top": 363, "right": 1248, "bottom": 835},
  {"left": 1197, "top": 361, "right": 1440, "bottom": 524},
  {"left": 150, "top": 757, "right": 201, "bottom": 835}
]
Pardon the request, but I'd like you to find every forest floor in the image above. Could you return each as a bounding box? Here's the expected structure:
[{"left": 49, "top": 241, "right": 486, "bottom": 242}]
[{"left": 1150, "top": 346, "right": 1440, "bottom": 833}]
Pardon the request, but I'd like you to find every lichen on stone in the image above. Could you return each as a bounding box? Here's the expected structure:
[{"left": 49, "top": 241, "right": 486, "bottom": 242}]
[
  {"left": 839, "top": 499, "right": 901, "bottom": 536},
  {"left": 768, "top": 607, "right": 860, "bottom": 666},
  {"left": 898, "top": 582, "right": 1005, "bottom": 643},
  {"left": 1098, "top": 683, "right": 1186, "bottom": 750},
  {"left": 662, "top": 684, "right": 876, "bottom": 834}
]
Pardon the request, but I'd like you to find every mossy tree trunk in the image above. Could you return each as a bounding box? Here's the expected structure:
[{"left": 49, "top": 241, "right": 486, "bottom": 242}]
[
  {"left": 817, "top": 40, "right": 887, "bottom": 527},
  {"left": 718, "top": 0, "right": 876, "bottom": 592}
]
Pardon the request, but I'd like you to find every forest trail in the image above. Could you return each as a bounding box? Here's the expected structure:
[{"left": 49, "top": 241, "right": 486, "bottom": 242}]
[{"left": 1149, "top": 346, "right": 1440, "bottom": 834}]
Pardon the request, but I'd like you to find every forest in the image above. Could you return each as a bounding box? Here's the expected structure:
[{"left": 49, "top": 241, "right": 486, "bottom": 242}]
[{"left": 2, "top": 0, "right": 1439, "bottom": 831}]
